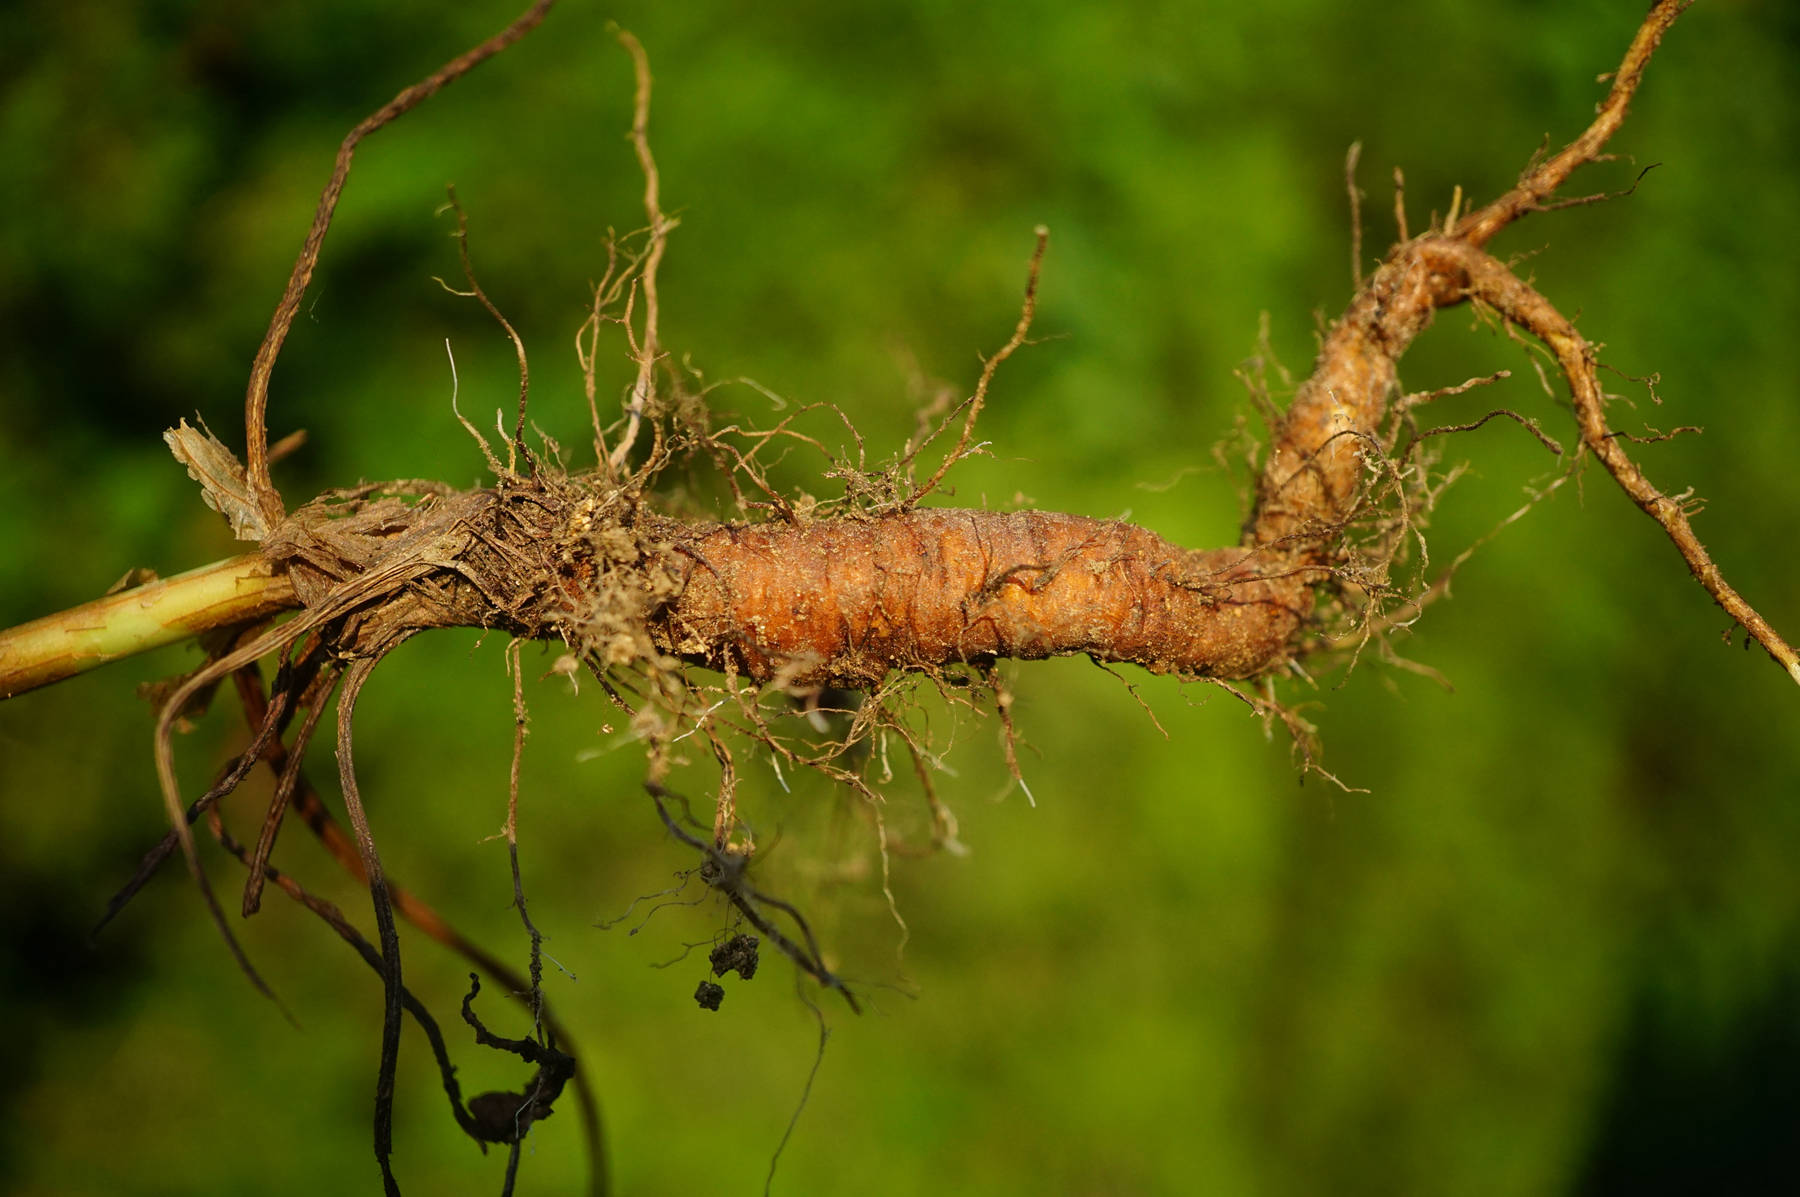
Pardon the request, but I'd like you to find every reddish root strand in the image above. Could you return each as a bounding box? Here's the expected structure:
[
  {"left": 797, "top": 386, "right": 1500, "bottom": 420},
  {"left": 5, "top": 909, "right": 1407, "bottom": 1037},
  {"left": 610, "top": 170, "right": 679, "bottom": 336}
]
[
  {"left": 1435, "top": 239, "right": 1800, "bottom": 682},
  {"left": 241, "top": 0, "right": 559, "bottom": 524}
]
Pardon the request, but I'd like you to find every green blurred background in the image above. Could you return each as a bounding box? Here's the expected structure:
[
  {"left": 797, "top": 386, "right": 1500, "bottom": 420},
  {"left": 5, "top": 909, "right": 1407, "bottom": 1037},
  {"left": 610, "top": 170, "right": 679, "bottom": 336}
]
[{"left": 3, "top": 1, "right": 1797, "bottom": 1193}]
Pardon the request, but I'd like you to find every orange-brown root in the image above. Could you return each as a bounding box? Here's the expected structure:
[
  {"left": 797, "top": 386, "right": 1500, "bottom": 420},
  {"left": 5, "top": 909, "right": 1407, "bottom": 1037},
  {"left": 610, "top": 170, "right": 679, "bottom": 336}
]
[{"left": 657, "top": 509, "right": 1309, "bottom": 688}]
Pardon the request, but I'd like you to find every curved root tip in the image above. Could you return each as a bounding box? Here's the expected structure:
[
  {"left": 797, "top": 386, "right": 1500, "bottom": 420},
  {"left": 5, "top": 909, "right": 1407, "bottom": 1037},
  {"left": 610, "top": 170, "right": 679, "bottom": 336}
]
[{"left": 1788, "top": 660, "right": 1800, "bottom": 688}]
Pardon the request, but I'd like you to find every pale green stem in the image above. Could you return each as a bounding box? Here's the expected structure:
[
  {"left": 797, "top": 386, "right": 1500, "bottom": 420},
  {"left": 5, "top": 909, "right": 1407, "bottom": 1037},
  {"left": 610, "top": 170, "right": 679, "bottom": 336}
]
[{"left": 0, "top": 555, "right": 298, "bottom": 699}]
